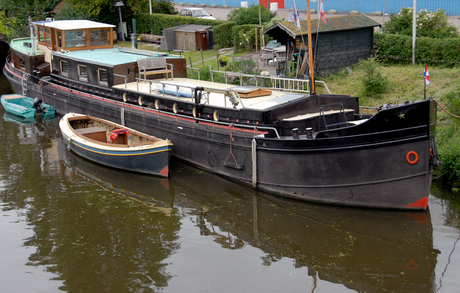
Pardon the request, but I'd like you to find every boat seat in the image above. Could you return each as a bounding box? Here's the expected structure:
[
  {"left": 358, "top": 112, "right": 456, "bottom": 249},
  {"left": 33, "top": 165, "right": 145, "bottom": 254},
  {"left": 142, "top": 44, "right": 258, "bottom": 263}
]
[
  {"left": 137, "top": 57, "right": 173, "bottom": 80},
  {"left": 75, "top": 127, "right": 107, "bottom": 142}
]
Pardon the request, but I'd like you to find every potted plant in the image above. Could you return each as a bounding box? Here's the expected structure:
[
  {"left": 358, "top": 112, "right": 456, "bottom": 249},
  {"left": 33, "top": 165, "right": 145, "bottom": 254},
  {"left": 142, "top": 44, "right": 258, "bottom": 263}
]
[{"left": 219, "top": 55, "right": 229, "bottom": 67}]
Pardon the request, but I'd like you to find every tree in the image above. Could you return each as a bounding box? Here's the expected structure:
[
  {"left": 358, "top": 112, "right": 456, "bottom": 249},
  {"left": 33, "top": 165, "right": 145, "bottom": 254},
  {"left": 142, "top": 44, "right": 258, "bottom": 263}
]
[
  {"left": 54, "top": 2, "right": 94, "bottom": 21},
  {"left": 383, "top": 7, "right": 459, "bottom": 38},
  {"left": 227, "top": 4, "right": 275, "bottom": 25},
  {"left": 0, "top": 0, "right": 61, "bottom": 38}
]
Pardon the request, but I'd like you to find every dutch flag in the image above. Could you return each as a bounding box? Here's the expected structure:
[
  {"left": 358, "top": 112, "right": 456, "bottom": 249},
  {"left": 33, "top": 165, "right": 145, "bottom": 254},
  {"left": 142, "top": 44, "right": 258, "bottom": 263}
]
[
  {"left": 423, "top": 65, "right": 430, "bottom": 85},
  {"left": 320, "top": 0, "right": 327, "bottom": 23}
]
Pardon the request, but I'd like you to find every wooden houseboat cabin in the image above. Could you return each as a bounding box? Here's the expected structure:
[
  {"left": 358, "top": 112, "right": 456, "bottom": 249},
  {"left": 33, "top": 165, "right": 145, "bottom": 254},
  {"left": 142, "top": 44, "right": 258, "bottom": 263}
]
[{"left": 9, "top": 20, "right": 185, "bottom": 90}]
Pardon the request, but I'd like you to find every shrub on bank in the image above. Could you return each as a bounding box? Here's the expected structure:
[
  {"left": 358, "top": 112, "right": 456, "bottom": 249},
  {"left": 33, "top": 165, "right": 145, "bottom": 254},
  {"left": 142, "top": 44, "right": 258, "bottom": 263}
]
[
  {"left": 212, "top": 21, "right": 237, "bottom": 48},
  {"left": 434, "top": 85, "right": 460, "bottom": 192},
  {"left": 136, "top": 13, "right": 225, "bottom": 36},
  {"left": 374, "top": 33, "right": 460, "bottom": 67}
]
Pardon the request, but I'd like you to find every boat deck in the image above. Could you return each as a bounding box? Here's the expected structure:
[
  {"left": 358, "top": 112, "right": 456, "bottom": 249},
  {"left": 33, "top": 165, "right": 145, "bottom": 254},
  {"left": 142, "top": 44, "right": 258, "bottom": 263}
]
[{"left": 113, "top": 78, "right": 308, "bottom": 111}]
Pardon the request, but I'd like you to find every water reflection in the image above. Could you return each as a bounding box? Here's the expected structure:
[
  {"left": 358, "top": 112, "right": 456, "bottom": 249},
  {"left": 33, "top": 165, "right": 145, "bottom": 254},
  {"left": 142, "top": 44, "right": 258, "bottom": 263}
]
[
  {"left": 58, "top": 132, "right": 438, "bottom": 292},
  {"left": 3, "top": 112, "right": 57, "bottom": 125},
  {"left": 170, "top": 162, "right": 438, "bottom": 292}
]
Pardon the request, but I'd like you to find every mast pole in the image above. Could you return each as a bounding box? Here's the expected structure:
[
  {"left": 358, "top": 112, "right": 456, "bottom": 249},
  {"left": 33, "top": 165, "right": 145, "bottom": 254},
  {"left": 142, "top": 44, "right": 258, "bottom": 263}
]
[{"left": 306, "top": 0, "right": 315, "bottom": 94}]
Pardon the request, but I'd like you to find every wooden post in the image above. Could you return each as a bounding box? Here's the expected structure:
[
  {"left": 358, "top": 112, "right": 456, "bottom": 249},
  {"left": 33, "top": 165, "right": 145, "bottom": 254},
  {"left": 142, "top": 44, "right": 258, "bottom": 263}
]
[{"left": 255, "top": 26, "right": 258, "bottom": 53}]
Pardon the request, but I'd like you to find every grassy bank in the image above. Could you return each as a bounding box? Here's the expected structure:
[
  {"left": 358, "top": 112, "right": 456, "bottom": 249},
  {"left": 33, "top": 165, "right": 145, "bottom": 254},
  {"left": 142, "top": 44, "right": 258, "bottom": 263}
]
[{"left": 325, "top": 63, "right": 460, "bottom": 192}]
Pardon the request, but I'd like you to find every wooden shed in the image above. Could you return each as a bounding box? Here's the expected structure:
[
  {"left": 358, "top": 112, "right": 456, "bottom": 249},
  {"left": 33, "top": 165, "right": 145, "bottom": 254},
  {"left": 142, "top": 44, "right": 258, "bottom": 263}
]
[
  {"left": 263, "top": 14, "right": 380, "bottom": 76},
  {"left": 174, "top": 25, "right": 212, "bottom": 51}
]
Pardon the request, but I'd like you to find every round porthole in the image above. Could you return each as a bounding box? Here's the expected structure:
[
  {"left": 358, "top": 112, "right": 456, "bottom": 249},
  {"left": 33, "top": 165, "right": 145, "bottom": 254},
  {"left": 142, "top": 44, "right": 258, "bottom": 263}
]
[
  {"left": 155, "top": 100, "right": 160, "bottom": 109},
  {"left": 123, "top": 93, "right": 127, "bottom": 102},
  {"left": 213, "top": 110, "right": 219, "bottom": 121},
  {"left": 173, "top": 103, "right": 178, "bottom": 114},
  {"left": 192, "top": 107, "right": 197, "bottom": 118},
  {"left": 138, "top": 96, "right": 143, "bottom": 106}
]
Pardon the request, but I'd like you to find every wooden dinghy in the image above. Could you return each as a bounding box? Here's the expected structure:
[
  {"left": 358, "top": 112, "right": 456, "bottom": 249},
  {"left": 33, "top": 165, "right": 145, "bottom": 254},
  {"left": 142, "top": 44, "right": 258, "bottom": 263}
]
[
  {"left": 1, "top": 94, "right": 56, "bottom": 119},
  {"left": 59, "top": 113, "right": 173, "bottom": 177}
]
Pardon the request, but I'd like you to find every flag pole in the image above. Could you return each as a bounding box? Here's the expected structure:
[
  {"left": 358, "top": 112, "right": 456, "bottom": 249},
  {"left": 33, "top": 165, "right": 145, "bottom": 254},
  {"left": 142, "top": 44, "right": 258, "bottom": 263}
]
[
  {"left": 424, "top": 76, "right": 426, "bottom": 100},
  {"left": 306, "top": 0, "right": 315, "bottom": 94}
]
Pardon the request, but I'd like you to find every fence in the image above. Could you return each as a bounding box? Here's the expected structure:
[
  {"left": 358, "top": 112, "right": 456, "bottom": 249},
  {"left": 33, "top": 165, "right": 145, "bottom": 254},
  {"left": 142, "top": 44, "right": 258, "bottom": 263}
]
[{"left": 177, "top": 0, "right": 460, "bottom": 15}]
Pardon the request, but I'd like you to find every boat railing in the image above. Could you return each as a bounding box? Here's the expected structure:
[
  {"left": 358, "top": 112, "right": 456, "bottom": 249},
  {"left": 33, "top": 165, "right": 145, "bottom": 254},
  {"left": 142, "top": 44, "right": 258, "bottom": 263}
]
[
  {"left": 210, "top": 68, "right": 332, "bottom": 94},
  {"left": 192, "top": 116, "right": 280, "bottom": 139},
  {"left": 186, "top": 66, "right": 201, "bottom": 80},
  {"left": 359, "top": 106, "right": 378, "bottom": 115},
  {"left": 118, "top": 47, "right": 169, "bottom": 57},
  {"left": 114, "top": 73, "right": 128, "bottom": 88}
]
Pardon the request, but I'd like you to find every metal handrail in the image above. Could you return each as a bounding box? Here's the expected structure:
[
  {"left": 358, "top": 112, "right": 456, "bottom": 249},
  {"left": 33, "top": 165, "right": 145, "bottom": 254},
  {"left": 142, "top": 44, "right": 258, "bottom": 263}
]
[
  {"left": 210, "top": 68, "right": 332, "bottom": 94},
  {"left": 186, "top": 66, "right": 201, "bottom": 80},
  {"left": 113, "top": 73, "right": 128, "bottom": 88}
]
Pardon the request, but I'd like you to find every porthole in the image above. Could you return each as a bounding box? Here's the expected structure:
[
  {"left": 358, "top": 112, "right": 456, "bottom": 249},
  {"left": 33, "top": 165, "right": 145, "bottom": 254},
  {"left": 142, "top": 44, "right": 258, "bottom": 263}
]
[
  {"left": 155, "top": 100, "right": 160, "bottom": 109},
  {"left": 138, "top": 96, "right": 143, "bottom": 105},
  {"left": 127, "top": 68, "right": 132, "bottom": 75},
  {"left": 213, "top": 110, "right": 219, "bottom": 121},
  {"left": 123, "top": 93, "right": 127, "bottom": 102},
  {"left": 173, "top": 103, "right": 178, "bottom": 114}
]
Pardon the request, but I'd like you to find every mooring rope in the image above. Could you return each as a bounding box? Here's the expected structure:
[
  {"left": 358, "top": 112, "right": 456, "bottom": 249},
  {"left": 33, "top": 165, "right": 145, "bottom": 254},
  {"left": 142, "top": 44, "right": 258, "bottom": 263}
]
[
  {"left": 252, "top": 138, "right": 257, "bottom": 188},
  {"left": 224, "top": 123, "right": 238, "bottom": 165},
  {"left": 38, "top": 79, "right": 45, "bottom": 103},
  {"left": 432, "top": 98, "right": 460, "bottom": 119}
]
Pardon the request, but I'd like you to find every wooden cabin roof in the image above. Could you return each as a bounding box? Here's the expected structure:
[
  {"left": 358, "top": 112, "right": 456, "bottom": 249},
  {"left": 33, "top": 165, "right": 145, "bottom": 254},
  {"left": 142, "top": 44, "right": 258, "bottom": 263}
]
[{"left": 264, "top": 14, "right": 381, "bottom": 38}]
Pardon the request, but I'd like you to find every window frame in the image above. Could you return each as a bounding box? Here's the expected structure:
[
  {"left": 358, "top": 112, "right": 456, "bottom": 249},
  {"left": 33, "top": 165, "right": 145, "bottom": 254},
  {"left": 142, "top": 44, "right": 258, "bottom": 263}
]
[
  {"left": 97, "top": 68, "right": 108, "bottom": 86},
  {"left": 78, "top": 64, "right": 88, "bottom": 81},
  {"left": 60, "top": 60, "right": 68, "bottom": 76}
]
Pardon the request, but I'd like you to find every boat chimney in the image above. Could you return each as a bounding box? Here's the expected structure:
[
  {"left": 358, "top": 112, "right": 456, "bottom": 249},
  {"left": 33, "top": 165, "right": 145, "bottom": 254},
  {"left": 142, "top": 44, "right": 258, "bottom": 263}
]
[
  {"left": 28, "top": 17, "right": 35, "bottom": 55},
  {"left": 292, "top": 128, "right": 299, "bottom": 139},
  {"left": 306, "top": 127, "right": 313, "bottom": 139}
]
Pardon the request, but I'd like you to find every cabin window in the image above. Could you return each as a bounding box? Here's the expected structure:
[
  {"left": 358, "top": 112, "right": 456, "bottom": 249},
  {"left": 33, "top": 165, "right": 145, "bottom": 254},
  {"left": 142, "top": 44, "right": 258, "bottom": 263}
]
[
  {"left": 97, "top": 68, "right": 108, "bottom": 86},
  {"left": 90, "top": 29, "right": 111, "bottom": 47},
  {"left": 60, "top": 60, "right": 68, "bottom": 76},
  {"left": 78, "top": 65, "right": 87, "bottom": 81},
  {"left": 65, "top": 30, "right": 87, "bottom": 48},
  {"left": 38, "top": 27, "right": 44, "bottom": 42},
  {"left": 17, "top": 56, "right": 25, "bottom": 70},
  {"left": 44, "top": 28, "right": 51, "bottom": 45}
]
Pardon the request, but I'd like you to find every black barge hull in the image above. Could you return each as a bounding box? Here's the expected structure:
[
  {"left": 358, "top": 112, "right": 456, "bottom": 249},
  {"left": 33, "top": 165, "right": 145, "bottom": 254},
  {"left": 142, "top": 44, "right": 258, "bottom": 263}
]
[{"left": 4, "top": 62, "right": 436, "bottom": 210}]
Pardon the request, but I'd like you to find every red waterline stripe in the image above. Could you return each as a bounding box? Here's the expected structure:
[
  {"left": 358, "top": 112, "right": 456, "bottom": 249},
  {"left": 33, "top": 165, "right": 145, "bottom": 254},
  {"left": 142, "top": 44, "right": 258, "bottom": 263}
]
[{"left": 405, "top": 196, "right": 428, "bottom": 209}]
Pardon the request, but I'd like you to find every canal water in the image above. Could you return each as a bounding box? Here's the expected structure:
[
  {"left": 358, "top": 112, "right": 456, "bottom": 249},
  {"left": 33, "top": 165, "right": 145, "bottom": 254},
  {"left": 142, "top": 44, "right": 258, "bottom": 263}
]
[{"left": 1, "top": 73, "right": 459, "bottom": 293}]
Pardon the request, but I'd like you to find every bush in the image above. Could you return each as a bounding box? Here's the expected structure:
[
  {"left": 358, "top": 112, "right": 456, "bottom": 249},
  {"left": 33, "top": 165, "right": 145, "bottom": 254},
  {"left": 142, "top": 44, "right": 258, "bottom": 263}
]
[
  {"left": 434, "top": 86, "right": 460, "bottom": 191},
  {"left": 233, "top": 24, "right": 255, "bottom": 51},
  {"left": 212, "top": 21, "right": 237, "bottom": 48},
  {"left": 150, "top": 0, "right": 176, "bottom": 15},
  {"left": 383, "top": 7, "right": 459, "bottom": 39},
  {"left": 374, "top": 33, "right": 460, "bottom": 67},
  {"left": 227, "top": 4, "right": 275, "bottom": 25},
  {"left": 136, "top": 13, "right": 225, "bottom": 36},
  {"left": 356, "top": 57, "right": 389, "bottom": 98}
]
